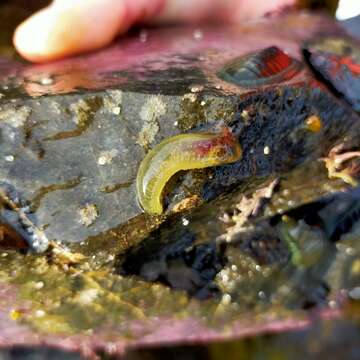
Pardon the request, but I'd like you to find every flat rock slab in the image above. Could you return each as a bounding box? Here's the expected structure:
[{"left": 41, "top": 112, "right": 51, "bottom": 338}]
[
  {"left": 0, "top": 11, "right": 360, "bottom": 360},
  {"left": 0, "top": 13, "right": 358, "bottom": 250}
]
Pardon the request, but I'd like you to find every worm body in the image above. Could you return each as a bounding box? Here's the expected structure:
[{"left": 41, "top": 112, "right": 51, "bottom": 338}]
[{"left": 136, "top": 127, "right": 242, "bottom": 214}]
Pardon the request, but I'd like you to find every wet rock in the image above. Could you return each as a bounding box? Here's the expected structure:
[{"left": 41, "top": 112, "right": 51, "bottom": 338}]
[
  {"left": 202, "top": 87, "right": 358, "bottom": 200},
  {"left": 217, "top": 46, "right": 302, "bottom": 87},
  {"left": 0, "top": 13, "right": 357, "bottom": 253},
  {"left": 0, "top": 11, "right": 360, "bottom": 359},
  {"left": 119, "top": 227, "right": 226, "bottom": 299},
  {"left": 125, "top": 160, "right": 360, "bottom": 306},
  {"left": 303, "top": 36, "right": 360, "bottom": 112}
]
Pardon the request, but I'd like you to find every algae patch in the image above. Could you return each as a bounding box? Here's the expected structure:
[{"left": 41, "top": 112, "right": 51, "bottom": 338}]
[
  {"left": 43, "top": 97, "right": 102, "bottom": 141},
  {"left": 177, "top": 93, "right": 236, "bottom": 131},
  {"left": 103, "top": 89, "right": 123, "bottom": 115},
  {"left": 0, "top": 106, "right": 32, "bottom": 128},
  {"left": 0, "top": 251, "right": 190, "bottom": 335}
]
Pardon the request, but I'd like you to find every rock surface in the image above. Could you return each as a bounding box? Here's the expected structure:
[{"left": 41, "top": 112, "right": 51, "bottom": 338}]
[
  {"left": 0, "top": 11, "right": 360, "bottom": 360},
  {"left": 0, "top": 13, "right": 357, "bottom": 251}
]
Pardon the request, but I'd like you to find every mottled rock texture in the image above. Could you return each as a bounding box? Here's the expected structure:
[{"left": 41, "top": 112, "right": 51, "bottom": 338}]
[{"left": 0, "top": 13, "right": 357, "bottom": 250}]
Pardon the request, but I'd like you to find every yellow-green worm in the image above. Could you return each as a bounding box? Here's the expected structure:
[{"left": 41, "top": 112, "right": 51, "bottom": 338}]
[{"left": 136, "top": 127, "right": 242, "bottom": 214}]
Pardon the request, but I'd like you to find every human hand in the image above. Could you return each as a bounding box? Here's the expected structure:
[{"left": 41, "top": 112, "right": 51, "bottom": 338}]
[{"left": 13, "top": 0, "right": 295, "bottom": 63}]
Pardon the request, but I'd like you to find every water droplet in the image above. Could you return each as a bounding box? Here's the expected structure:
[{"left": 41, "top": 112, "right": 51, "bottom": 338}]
[
  {"left": 193, "top": 29, "right": 203, "bottom": 40},
  {"left": 34, "top": 281, "right": 44, "bottom": 289},
  {"left": 345, "top": 247, "right": 356, "bottom": 256},
  {"left": 112, "top": 106, "right": 121, "bottom": 115},
  {"left": 35, "top": 309, "right": 46, "bottom": 317},
  {"left": 40, "top": 76, "right": 54, "bottom": 86},
  {"left": 218, "top": 46, "right": 302, "bottom": 87}
]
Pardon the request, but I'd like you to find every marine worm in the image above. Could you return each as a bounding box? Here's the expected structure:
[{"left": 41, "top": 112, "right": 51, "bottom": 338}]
[{"left": 136, "top": 127, "right": 242, "bottom": 215}]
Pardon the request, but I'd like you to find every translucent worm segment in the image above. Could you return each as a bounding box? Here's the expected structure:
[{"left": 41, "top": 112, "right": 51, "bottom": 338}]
[{"left": 136, "top": 128, "right": 242, "bottom": 215}]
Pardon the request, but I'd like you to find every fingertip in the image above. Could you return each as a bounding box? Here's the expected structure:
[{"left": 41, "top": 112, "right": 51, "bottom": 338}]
[
  {"left": 13, "top": 0, "right": 127, "bottom": 63},
  {"left": 13, "top": 8, "right": 54, "bottom": 62}
]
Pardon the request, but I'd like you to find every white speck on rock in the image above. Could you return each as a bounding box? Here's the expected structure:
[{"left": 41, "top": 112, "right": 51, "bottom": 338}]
[
  {"left": 241, "top": 110, "right": 250, "bottom": 121},
  {"left": 112, "top": 106, "right": 121, "bottom": 115},
  {"left": 5, "top": 155, "right": 14, "bottom": 162},
  {"left": 263, "top": 146, "right": 270, "bottom": 155},
  {"left": 182, "top": 218, "right": 189, "bottom": 226},
  {"left": 107, "top": 254, "right": 115, "bottom": 262},
  {"left": 221, "top": 293, "right": 232, "bottom": 305},
  {"left": 76, "top": 288, "right": 99, "bottom": 305},
  {"left": 97, "top": 149, "right": 118, "bottom": 165},
  {"left": 34, "top": 281, "right": 44, "bottom": 289},
  {"left": 190, "top": 85, "right": 204, "bottom": 93},
  {"left": 35, "top": 310, "right": 45, "bottom": 318}
]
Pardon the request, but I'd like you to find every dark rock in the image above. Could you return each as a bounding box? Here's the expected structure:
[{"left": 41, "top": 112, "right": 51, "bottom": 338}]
[
  {"left": 119, "top": 227, "right": 226, "bottom": 299},
  {"left": 303, "top": 36, "right": 360, "bottom": 112}
]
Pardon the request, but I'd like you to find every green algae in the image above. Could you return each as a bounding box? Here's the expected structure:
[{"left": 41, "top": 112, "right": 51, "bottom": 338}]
[
  {"left": 0, "top": 248, "right": 307, "bottom": 337},
  {"left": 0, "top": 251, "right": 191, "bottom": 335},
  {"left": 177, "top": 93, "right": 237, "bottom": 132}
]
